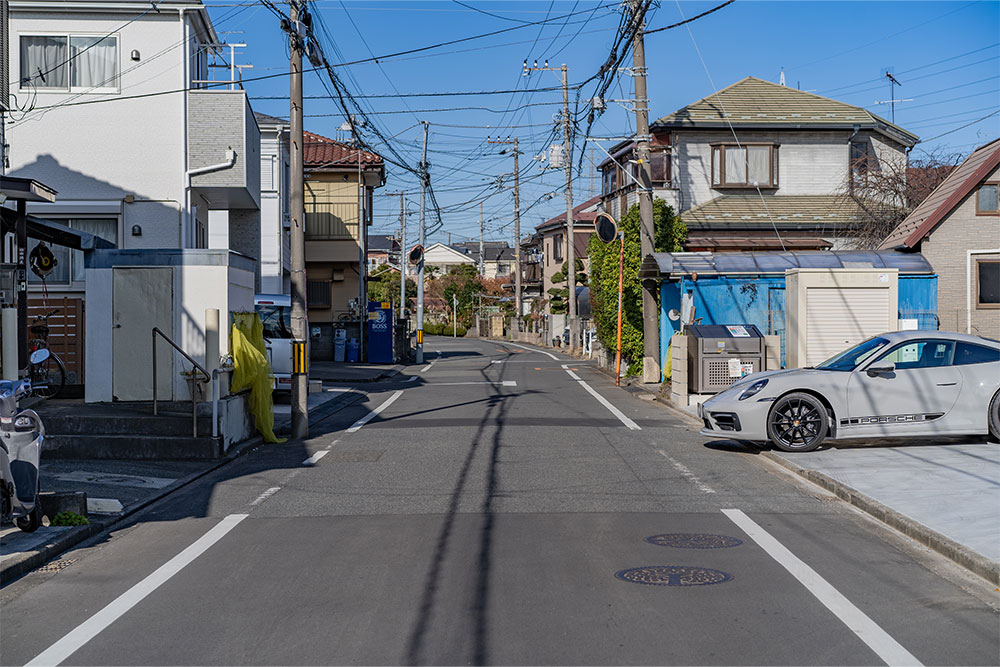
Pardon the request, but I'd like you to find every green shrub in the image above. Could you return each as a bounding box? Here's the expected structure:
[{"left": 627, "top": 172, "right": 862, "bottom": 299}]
[{"left": 50, "top": 511, "right": 90, "bottom": 526}]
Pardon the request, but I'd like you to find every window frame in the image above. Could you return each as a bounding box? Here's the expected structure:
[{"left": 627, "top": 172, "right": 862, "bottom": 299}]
[
  {"left": 710, "top": 142, "right": 778, "bottom": 189},
  {"left": 19, "top": 32, "right": 121, "bottom": 94},
  {"left": 975, "top": 259, "right": 1000, "bottom": 309},
  {"left": 26, "top": 216, "right": 120, "bottom": 287},
  {"left": 975, "top": 182, "right": 1000, "bottom": 216},
  {"left": 849, "top": 140, "right": 876, "bottom": 189},
  {"left": 871, "top": 338, "right": 956, "bottom": 370}
]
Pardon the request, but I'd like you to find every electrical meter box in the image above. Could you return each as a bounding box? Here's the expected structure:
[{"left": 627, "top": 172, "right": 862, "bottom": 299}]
[
  {"left": 687, "top": 324, "right": 764, "bottom": 393},
  {"left": 0, "top": 264, "right": 18, "bottom": 306}
]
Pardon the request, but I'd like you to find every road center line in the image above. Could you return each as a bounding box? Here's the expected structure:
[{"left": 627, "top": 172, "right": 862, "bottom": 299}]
[
  {"left": 302, "top": 450, "right": 329, "bottom": 466},
  {"left": 721, "top": 509, "right": 922, "bottom": 667},
  {"left": 250, "top": 486, "right": 282, "bottom": 506},
  {"left": 657, "top": 451, "right": 716, "bottom": 493},
  {"left": 569, "top": 372, "right": 640, "bottom": 430},
  {"left": 347, "top": 390, "right": 404, "bottom": 433},
  {"left": 26, "top": 514, "right": 249, "bottom": 667},
  {"left": 500, "top": 340, "right": 559, "bottom": 360}
]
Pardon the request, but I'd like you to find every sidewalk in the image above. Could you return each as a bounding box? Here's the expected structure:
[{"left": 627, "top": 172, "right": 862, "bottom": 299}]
[
  {"left": 1, "top": 382, "right": 370, "bottom": 584},
  {"left": 310, "top": 360, "right": 403, "bottom": 383}
]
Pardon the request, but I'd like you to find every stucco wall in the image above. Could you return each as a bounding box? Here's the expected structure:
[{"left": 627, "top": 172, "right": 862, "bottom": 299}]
[{"left": 918, "top": 164, "right": 1000, "bottom": 337}]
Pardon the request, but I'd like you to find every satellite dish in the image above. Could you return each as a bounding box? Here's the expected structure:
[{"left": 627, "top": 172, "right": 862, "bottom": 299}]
[
  {"left": 667, "top": 309, "right": 680, "bottom": 321},
  {"left": 408, "top": 244, "right": 424, "bottom": 265},
  {"left": 594, "top": 212, "right": 618, "bottom": 244}
]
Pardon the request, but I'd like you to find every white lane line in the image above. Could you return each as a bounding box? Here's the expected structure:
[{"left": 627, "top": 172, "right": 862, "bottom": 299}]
[
  {"left": 500, "top": 340, "right": 559, "bottom": 360},
  {"left": 420, "top": 351, "right": 441, "bottom": 372},
  {"left": 570, "top": 372, "right": 640, "bottom": 430},
  {"left": 302, "top": 450, "right": 329, "bottom": 466},
  {"left": 404, "top": 375, "right": 418, "bottom": 382},
  {"left": 431, "top": 381, "right": 517, "bottom": 386},
  {"left": 250, "top": 486, "right": 282, "bottom": 506},
  {"left": 722, "top": 509, "right": 922, "bottom": 667},
  {"left": 347, "top": 390, "right": 404, "bottom": 433},
  {"left": 26, "top": 514, "right": 249, "bottom": 667},
  {"left": 324, "top": 439, "right": 340, "bottom": 451},
  {"left": 657, "top": 450, "right": 716, "bottom": 494}
]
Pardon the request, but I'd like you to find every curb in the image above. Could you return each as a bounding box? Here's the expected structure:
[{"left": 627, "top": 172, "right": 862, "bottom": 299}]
[{"left": 761, "top": 451, "right": 1000, "bottom": 586}]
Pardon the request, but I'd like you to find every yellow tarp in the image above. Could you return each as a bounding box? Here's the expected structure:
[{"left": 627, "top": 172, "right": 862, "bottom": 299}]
[{"left": 230, "top": 312, "right": 285, "bottom": 443}]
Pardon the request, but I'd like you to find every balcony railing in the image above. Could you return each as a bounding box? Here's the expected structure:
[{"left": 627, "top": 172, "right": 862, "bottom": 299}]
[{"left": 305, "top": 202, "right": 359, "bottom": 240}]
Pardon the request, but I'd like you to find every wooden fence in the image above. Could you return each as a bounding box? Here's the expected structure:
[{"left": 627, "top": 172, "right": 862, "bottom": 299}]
[{"left": 26, "top": 297, "right": 85, "bottom": 385}]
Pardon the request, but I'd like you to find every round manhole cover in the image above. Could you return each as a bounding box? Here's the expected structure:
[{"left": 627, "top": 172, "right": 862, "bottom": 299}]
[
  {"left": 615, "top": 565, "right": 732, "bottom": 587},
  {"left": 646, "top": 533, "right": 743, "bottom": 549}
]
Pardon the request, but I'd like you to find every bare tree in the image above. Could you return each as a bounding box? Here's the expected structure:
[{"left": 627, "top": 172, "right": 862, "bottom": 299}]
[{"left": 836, "top": 146, "right": 964, "bottom": 249}]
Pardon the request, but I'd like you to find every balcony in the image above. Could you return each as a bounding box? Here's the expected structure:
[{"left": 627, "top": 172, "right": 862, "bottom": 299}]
[
  {"left": 187, "top": 90, "right": 261, "bottom": 210},
  {"left": 305, "top": 202, "right": 360, "bottom": 240}
]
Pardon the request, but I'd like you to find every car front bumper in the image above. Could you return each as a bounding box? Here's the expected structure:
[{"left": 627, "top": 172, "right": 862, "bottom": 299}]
[{"left": 698, "top": 388, "right": 773, "bottom": 441}]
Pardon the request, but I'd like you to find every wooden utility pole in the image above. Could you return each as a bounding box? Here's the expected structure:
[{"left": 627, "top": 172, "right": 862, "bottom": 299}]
[
  {"left": 488, "top": 136, "right": 522, "bottom": 318},
  {"left": 288, "top": 0, "right": 309, "bottom": 436},
  {"left": 630, "top": 0, "right": 659, "bottom": 383}
]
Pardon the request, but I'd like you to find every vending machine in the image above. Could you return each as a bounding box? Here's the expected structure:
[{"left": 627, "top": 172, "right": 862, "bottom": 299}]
[{"left": 367, "top": 301, "right": 394, "bottom": 363}]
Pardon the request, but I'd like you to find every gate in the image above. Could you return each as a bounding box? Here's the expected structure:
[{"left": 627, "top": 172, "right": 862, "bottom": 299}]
[{"left": 27, "top": 297, "right": 85, "bottom": 384}]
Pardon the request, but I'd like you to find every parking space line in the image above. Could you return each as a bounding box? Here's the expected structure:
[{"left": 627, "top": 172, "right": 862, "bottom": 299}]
[
  {"left": 722, "top": 509, "right": 922, "bottom": 667},
  {"left": 347, "top": 390, "right": 404, "bottom": 433},
  {"left": 26, "top": 514, "right": 249, "bottom": 667}
]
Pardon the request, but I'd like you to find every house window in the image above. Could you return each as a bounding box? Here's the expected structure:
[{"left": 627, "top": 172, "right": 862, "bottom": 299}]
[
  {"left": 977, "top": 260, "right": 999, "bottom": 308},
  {"left": 711, "top": 144, "right": 776, "bottom": 188},
  {"left": 553, "top": 234, "right": 564, "bottom": 262},
  {"left": 976, "top": 183, "right": 999, "bottom": 215},
  {"left": 307, "top": 280, "right": 332, "bottom": 308},
  {"left": 27, "top": 218, "right": 118, "bottom": 285},
  {"left": 20, "top": 34, "right": 118, "bottom": 91},
  {"left": 850, "top": 140, "right": 875, "bottom": 187},
  {"left": 650, "top": 150, "right": 670, "bottom": 186},
  {"left": 497, "top": 263, "right": 509, "bottom": 275}
]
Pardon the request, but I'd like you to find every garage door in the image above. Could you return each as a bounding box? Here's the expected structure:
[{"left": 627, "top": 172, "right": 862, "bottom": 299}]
[{"left": 805, "top": 287, "right": 890, "bottom": 366}]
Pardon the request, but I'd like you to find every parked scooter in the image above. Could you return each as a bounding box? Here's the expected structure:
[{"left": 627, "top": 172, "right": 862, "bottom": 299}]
[{"left": 1, "top": 379, "right": 44, "bottom": 532}]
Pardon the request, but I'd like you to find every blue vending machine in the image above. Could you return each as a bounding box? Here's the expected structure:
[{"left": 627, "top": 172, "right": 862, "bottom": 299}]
[{"left": 367, "top": 300, "right": 394, "bottom": 363}]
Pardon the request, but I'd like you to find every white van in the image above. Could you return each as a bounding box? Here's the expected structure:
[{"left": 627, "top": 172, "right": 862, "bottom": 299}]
[{"left": 254, "top": 294, "right": 293, "bottom": 392}]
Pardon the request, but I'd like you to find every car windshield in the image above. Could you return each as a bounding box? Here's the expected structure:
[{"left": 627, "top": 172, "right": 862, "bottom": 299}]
[
  {"left": 256, "top": 305, "right": 292, "bottom": 339},
  {"left": 815, "top": 336, "right": 890, "bottom": 371}
]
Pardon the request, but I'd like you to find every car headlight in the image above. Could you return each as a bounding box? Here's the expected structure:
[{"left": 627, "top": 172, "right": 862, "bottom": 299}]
[{"left": 738, "top": 378, "right": 768, "bottom": 401}]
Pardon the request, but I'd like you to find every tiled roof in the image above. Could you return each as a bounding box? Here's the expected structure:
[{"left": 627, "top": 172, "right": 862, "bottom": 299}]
[
  {"left": 367, "top": 234, "right": 398, "bottom": 252},
  {"left": 680, "top": 195, "right": 864, "bottom": 230},
  {"left": 652, "top": 77, "right": 918, "bottom": 145},
  {"left": 303, "top": 131, "right": 383, "bottom": 168},
  {"left": 253, "top": 112, "right": 287, "bottom": 126},
  {"left": 879, "top": 138, "right": 1000, "bottom": 250},
  {"left": 537, "top": 195, "right": 603, "bottom": 231}
]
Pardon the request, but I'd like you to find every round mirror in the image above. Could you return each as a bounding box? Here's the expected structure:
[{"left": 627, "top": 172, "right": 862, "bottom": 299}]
[
  {"left": 408, "top": 244, "right": 424, "bottom": 265},
  {"left": 29, "top": 348, "right": 50, "bottom": 364},
  {"left": 593, "top": 212, "right": 618, "bottom": 244}
]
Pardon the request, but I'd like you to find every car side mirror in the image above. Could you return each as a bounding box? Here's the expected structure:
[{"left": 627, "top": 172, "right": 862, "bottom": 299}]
[{"left": 866, "top": 363, "right": 895, "bottom": 378}]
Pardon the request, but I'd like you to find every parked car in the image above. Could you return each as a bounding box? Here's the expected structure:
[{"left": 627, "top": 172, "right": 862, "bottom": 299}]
[
  {"left": 255, "top": 294, "right": 293, "bottom": 393},
  {"left": 699, "top": 331, "right": 1000, "bottom": 452}
]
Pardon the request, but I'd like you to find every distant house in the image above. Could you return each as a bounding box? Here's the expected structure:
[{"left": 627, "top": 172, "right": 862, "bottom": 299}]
[
  {"left": 535, "top": 195, "right": 601, "bottom": 314},
  {"left": 422, "top": 242, "right": 476, "bottom": 275},
  {"left": 451, "top": 241, "right": 515, "bottom": 279},
  {"left": 879, "top": 138, "right": 1000, "bottom": 337},
  {"left": 249, "top": 112, "right": 291, "bottom": 295},
  {"left": 367, "top": 234, "right": 399, "bottom": 273},
  {"left": 599, "top": 76, "right": 919, "bottom": 251}
]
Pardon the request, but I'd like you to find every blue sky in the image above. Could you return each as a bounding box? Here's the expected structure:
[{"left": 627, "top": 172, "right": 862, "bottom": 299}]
[{"left": 203, "top": 0, "right": 1000, "bottom": 245}]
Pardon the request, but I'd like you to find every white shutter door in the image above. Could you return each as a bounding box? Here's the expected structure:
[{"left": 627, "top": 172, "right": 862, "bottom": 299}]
[{"left": 805, "top": 288, "right": 890, "bottom": 366}]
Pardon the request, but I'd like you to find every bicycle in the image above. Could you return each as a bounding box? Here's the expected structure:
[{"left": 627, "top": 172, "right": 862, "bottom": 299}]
[{"left": 25, "top": 309, "right": 66, "bottom": 400}]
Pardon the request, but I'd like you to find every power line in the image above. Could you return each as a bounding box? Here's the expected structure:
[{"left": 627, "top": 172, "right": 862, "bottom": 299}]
[
  {"left": 919, "top": 109, "right": 1000, "bottom": 143},
  {"left": 643, "top": 0, "right": 734, "bottom": 35}
]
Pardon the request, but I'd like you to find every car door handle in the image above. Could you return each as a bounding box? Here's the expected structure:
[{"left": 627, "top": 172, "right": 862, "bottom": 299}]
[{"left": 936, "top": 382, "right": 957, "bottom": 386}]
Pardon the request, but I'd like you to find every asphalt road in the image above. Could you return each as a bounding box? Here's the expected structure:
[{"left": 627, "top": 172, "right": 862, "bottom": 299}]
[{"left": 1, "top": 337, "right": 997, "bottom": 666}]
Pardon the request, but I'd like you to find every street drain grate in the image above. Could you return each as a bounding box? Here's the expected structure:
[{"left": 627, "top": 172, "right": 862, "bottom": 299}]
[
  {"left": 646, "top": 533, "right": 743, "bottom": 549},
  {"left": 37, "top": 558, "right": 77, "bottom": 574},
  {"left": 615, "top": 565, "right": 732, "bottom": 587}
]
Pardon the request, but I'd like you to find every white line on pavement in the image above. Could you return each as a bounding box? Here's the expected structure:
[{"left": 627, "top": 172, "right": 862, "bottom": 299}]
[
  {"left": 569, "top": 372, "right": 640, "bottom": 430},
  {"left": 250, "top": 486, "right": 282, "bottom": 506},
  {"left": 420, "top": 350, "right": 441, "bottom": 372},
  {"left": 721, "top": 509, "right": 922, "bottom": 667},
  {"left": 657, "top": 451, "right": 716, "bottom": 494},
  {"left": 26, "top": 514, "right": 249, "bottom": 667},
  {"left": 404, "top": 375, "right": 418, "bottom": 382},
  {"left": 432, "top": 381, "right": 517, "bottom": 386},
  {"left": 347, "top": 390, "right": 404, "bottom": 433},
  {"left": 561, "top": 364, "right": 582, "bottom": 380},
  {"left": 302, "top": 450, "right": 329, "bottom": 466},
  {"left": 500, "top": 340, "right": 559, "bottom": 360}
]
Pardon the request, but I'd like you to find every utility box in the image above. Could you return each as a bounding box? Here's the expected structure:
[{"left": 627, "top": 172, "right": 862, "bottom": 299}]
[
  {"left": 785, "top": 268, "right": 898, "bottom": 368},
  {"left": 687, "top": 324, "right": 764, "bottom": 393}
]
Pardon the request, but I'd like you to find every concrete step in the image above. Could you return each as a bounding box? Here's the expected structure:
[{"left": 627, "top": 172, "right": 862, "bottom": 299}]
[
  {"left": 41, "top": 413, "right": 215, "bottom": 438},
  {"left": 43, "top": 434, "right": 223, "bottom": 460}
]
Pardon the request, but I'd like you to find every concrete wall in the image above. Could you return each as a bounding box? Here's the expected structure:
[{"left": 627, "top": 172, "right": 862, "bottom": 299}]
[
  {"left": 918, "top": 163, "right": 1000, "bottom": 337},
  {"left": 258, "top": 124, "right": 290, "bottom": 294},
  {"left": 187, "top": 91, "right": 260, "bottom": 206}
]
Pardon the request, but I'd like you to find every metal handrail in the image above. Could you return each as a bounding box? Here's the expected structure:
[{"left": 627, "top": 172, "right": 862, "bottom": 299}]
[{"left": 152, "top": 327, "right": 211, "bottom": 437}]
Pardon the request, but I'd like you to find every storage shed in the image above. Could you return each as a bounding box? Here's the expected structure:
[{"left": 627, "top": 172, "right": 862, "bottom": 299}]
[{"left": 638, "top": 251, "right": 937, "bottom": 369}]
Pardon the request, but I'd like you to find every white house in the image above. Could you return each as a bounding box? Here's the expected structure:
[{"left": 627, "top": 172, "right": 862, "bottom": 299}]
[{"left": 422, "top": 242, "right": 476, "bottom": 275}]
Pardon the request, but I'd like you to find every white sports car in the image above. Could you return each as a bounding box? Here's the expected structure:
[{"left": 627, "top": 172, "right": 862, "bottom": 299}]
[{"left": 699, "top": 331, "right": 1000, "bottom": 452}]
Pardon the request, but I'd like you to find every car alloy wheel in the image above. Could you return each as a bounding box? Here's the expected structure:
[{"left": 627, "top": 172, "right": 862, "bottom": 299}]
[
  {"left": 767, "top": 392, "right": 829, "bottom": 453},
  {"left": 988, "top": 391, "right": 1000, "bottom": 443}
]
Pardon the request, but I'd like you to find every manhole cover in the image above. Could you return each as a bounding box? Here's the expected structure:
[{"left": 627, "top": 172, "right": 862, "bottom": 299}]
[
  {"left": 646, "top": 533, "right": 743, "bottom": 549},
  {"left": 615, "top": 565, "right": 732, "bottom": 587},
  {"left": 37, "top": 558, "right": 77, "bottom": 574}
]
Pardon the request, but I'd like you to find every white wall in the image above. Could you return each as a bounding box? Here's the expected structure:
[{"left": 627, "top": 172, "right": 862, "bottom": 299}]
[{"left": 83, "top": 268, "right": 113, "bottom": 403}]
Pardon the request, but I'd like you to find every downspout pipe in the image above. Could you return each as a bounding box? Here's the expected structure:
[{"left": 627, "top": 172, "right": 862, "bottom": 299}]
[{"left": 185, "top": 150, "right": 237, "bottom": 247}]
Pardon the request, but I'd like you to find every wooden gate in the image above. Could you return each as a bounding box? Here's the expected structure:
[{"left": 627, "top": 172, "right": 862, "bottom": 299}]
[{"left": 26, "top": 297, "right": 85, "bottom": 385}]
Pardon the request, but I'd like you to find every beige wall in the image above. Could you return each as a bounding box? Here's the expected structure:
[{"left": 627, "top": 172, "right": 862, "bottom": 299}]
[
  {"left": 540, "top": 226, "right": 593, "bottom": 310},
  {"left": 918, "top": 164, "right": 1000, "bottom": 337}
]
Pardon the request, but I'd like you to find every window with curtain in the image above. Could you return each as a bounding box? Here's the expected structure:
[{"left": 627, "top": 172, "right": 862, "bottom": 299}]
[
  {"left": 71, "top": 219, "right": 118, "bottom": 282},
  {"left": 20, "top": 34, "right": 117, "bottom": 91},
  {"left": 650, "top": 151, "right": 670, "bottom": 185},
  {"left": 712, "top": 144, "right": 776, "bottom": 187}
]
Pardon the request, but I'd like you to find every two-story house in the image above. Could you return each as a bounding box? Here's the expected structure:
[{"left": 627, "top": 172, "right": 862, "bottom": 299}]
[
  {"left": 451, "top": 241, "right": 515, "bottom": 279},
  {"left": 251, "top": 112, "right": 290, "bottom": 295},
  {"left": 302, "top": 130, "right": 385, "bottom": 359},
  {"left": 535, "top": 195, "right": 601, "bottom": 314},
  {"left": 6, "top": 0, "right": 260, "bottom": 383},
  {"left": 599, "top": 76, "right": 919, "bottom": 250}
]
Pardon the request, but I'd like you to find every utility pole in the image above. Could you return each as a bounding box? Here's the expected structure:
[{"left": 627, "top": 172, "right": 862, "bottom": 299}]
[
  {"left": 357, "top": 147, "right": 366, "bottom": 363},
  {"left": 288, "top": 0, "right": 309, "bottom": 437},
  {"left": 524, "top": 60, "right": 575, "bottom": 351},
  {"left": 398, "top": 192, "right": 405, "bottom": 319},
  {"left": 630, "top": 0, "right": 659, "bottom": 383},
  {"left": 415, "top": 121, "right": 428, "bottom": 364},
  {"left": 1, "top": 0, "right": 9, "bottom": 175},
  {"left": 488, "top": 136, "right": 522, "bottom": 318},
  {"left": 479, "top": 201, "right": 484, "bottom": 276}
]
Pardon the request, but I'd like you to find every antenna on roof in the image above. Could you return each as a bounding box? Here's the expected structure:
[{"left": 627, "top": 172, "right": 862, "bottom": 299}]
[{"left": 779, "top": 68, "right": 785, "bottom": 87}]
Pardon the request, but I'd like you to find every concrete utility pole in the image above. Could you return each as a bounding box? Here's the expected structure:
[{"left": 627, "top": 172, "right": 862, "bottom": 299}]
[
  {"left": 488, "top": 137, "right": 522, "bottom": 318},
  {"left": 357, "top": 148, "right": 366, "bottom": 363},
  {"left": 630, "top": 0, "right": 659, "bottom": 383},
  {"left": 415, "top": 121, "right": 428, "bottom": 364},
  {"left": 1, "top": 0, "right": 8, "bottom": 175},
  {"left": 398, "top": 192, "right": 406, "bottom": 319},
  {"left": 288, "top": 0, "right": 309, "bottom": 437},
  {"left": 525, "top": 61, "right": 575, "bottom": 351},
  {"left": 479, "top": 201, "right": 484, "bottom": 276}
]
